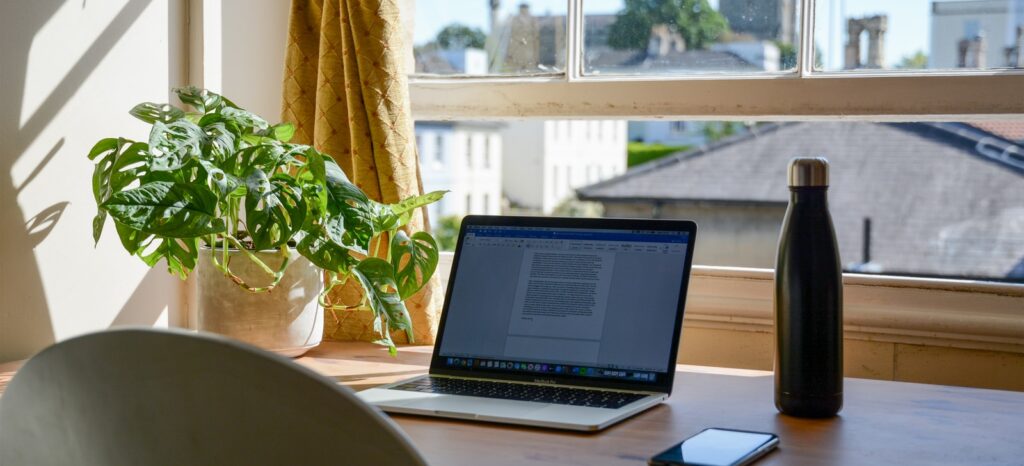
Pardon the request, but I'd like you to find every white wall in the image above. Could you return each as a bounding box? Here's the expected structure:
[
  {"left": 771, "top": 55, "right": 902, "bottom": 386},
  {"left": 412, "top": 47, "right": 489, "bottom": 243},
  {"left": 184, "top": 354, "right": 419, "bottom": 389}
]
[
  {"left": 0, "top": 0, "right": 188, "bottom": 362},
  {"left": 931, "top": 0, "right": 1016, "bottom": 69},
  {"left": 219, "top": 0, "right": 290, "bottom": 120},
  {"left": 501, "top": 120, "right": 546, "bottom": 210}
]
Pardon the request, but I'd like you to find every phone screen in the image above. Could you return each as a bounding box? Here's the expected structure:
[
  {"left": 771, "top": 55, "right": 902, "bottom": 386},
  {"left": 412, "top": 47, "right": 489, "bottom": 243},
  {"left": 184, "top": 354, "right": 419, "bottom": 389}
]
[{"left": 649, "top": 428, "right": 778, "bottom": 466}]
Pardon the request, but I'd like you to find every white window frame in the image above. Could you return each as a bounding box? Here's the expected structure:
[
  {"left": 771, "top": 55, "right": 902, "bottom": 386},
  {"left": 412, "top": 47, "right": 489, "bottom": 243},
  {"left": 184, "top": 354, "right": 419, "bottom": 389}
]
[{"left": 412, "top": 0, "right": 1024, "bottom": 351}]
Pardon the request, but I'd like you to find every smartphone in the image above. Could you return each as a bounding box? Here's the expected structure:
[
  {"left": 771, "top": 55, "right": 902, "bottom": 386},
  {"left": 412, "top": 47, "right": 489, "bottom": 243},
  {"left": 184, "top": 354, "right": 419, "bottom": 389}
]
[{"left": 648, "top": 428, "right": 779, "bottom": 466}]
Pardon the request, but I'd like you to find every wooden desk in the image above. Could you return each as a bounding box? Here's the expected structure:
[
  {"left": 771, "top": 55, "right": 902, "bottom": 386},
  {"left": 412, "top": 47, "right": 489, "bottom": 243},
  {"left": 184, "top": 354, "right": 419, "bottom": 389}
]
[{"left": 3, "top": 342, "right": 1023, "bottom": 465}]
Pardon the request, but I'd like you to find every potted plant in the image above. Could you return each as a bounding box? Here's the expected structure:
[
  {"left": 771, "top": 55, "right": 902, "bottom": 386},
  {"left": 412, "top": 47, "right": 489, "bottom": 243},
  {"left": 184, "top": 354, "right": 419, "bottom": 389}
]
[{"left": 88, "top": 87, "right": 444, "bottom": 356}]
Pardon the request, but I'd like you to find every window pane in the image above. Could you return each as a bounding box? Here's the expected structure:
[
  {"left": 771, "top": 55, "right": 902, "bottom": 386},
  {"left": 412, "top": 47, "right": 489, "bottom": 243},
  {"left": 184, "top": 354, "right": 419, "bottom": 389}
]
[
  {"left": 417, "top": 118, "right": 1024, "bottom": 283},
  {"left": 814, "top": 0, "right": 1024, "bottom": 71},
  {"left": 583, "top": 0, "right": 802, "bottom": 75},
  {"left": 413, "top": 0, "right": 566, "bottom": 76}
]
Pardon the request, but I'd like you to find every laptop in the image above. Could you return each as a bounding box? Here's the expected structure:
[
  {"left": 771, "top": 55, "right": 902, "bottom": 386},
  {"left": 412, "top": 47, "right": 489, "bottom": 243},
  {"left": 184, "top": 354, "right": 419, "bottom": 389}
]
[{"left": 358, "top": 215, "right": 697, "bottom": 431}]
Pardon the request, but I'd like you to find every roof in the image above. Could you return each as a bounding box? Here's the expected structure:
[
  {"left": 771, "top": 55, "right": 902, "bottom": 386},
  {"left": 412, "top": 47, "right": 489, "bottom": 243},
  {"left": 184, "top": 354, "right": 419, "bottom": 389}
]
[
  {"left": 969, "top": 121, "right": 1024, "bottom": 142},
  {"left": 578, "top": 122, "right": 1024, "bottom": 279}
]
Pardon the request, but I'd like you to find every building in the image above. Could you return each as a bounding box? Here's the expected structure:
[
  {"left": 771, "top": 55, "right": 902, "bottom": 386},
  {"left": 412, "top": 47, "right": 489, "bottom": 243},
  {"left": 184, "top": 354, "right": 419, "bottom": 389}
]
[
  {"left": 930, "top": 0, "right": 1024, "bottom": 69},
  {"left": 415, "top": 122, "right": 503, "bottom": 227},
  {"left": 502, "top": 120, "right": 627, "bottom": 214},
  {"left": 578, "top": 122, "right": 1024, "bottom": 280}
]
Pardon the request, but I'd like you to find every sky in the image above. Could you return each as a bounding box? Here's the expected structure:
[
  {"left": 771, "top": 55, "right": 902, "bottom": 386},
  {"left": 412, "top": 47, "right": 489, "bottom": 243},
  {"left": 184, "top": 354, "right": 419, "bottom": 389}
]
[{"left": 414, "top": 0, "right": 933, "bottom": 69}]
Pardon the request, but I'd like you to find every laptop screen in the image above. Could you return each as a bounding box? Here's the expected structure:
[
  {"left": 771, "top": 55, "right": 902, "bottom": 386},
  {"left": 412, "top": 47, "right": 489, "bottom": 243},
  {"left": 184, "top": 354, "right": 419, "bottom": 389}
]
[{"left": 434, "top": 219, "right": 693, "bottom": 389}]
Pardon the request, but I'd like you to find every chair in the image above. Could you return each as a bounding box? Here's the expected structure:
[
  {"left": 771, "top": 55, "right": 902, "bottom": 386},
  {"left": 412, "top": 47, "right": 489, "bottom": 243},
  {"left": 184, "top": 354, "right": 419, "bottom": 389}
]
[{"left": 0, "top": 328, "right": 427, "bottom": 465}]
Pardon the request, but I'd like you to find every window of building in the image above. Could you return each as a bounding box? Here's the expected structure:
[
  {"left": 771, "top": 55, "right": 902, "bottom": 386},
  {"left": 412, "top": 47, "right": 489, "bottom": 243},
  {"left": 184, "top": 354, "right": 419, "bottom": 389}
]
[
  {"left": 466, "top": 134, "right": 473, "bottom": 168},
  {"left": 465, "top": 194, "right": 472, "bottom": 215},
  {"left": 409, "top": 0, "right": 1024, "bottom": 315},
  {"left": 434, "top": 133, "right": 444, "bottom": 163},
  {"left": 483, "top": 193, "right": 490, "bottom": 214},
  {"left": 483, "top": 136, "right": 491, "bottom": 169}
]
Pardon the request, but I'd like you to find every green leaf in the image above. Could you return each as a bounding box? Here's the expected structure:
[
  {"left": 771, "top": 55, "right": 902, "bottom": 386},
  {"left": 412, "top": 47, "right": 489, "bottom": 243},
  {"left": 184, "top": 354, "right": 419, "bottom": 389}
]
[
  {"left": 137, "top": 235, "right": 199, "bottom": 280},
  {"left": 244, "top": 169, "right": 307, "bottom": 250},
  {"left": 102, "top": 181, "right": 225, "bottom": 238},
  {"left": 148, "top": 120, "right": 205, "bottom": 171},
  {"left": 296, "top": 230, "right": 357, "bottom": 272},
  {"left": 87, "top": 138, "right": 120, "bottom": 161},
  {"left": 376, "top": 190, "right": 448, "bottom": 231},
  {"left": 129, "top": 103, "right": 186, "bottom": 124},
  {"left": 174, "top": 86, "right": 224, "bottom": 113},
  {"left": 220, "top": 107, "right": 269, "bottom": 132},
  {"left": 324, "top": 159, "right": 375, "bottom": 251},
  {"left": 203, "top": 122, "right": 236, "bottom": 160},
  {"left": 90, "top": 139, "right": 149, "bottom": 244},
  {"left": 353, "top": 258, "right": 414, "bottom": 343},
  {"left": 390, "top": 231, "right": 439, "bottom": 299},
  {"left": 267, "top": 123, "right": 296, "bottom": 142}
]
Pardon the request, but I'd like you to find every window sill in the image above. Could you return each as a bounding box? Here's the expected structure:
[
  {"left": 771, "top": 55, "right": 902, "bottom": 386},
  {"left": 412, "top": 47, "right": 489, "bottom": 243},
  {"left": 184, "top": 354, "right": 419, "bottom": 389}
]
[{"left": 436, "top": 253, "right": 1024, "bottom": 354}]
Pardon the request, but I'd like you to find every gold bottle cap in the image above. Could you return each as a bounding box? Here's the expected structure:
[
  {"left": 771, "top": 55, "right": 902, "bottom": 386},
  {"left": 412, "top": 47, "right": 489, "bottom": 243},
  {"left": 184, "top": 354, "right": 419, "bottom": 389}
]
[{"left": 788, "top": 157, "right": 829, "bottom": 187}]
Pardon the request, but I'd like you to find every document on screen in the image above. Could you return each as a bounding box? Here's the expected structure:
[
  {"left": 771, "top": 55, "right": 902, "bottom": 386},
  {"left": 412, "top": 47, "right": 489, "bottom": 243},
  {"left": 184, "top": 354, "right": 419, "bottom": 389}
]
[{"left": 506, "top": 250, "right": 616, "bottom": 344}]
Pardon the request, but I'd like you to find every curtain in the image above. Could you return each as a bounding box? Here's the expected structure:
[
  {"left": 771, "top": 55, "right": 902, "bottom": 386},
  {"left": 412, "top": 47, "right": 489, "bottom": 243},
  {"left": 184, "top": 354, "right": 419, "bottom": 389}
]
[{"left": 281, "top": 0, "right": 441, "bottom": 344}]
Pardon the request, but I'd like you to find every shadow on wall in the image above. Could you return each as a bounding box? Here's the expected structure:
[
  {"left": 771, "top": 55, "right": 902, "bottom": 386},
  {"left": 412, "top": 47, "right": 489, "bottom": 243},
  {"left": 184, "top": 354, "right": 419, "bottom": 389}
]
[
  {"left": 109, "top": 267, "right": 177, "bottom": 328},
  {"left": 0, "top": 0, "right": 154, "bottom": 361}
]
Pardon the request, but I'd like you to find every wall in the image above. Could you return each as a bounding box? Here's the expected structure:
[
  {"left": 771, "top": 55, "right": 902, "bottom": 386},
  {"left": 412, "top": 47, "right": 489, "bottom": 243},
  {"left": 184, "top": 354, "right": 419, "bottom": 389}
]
[
  {"left": 603, "top": 201, "right": 786, "bottom": 268},
  {"left": 930, "top": 0, "right": 1014, "bottom": 69},
  {"left": 0, "top": 0, "right": 188, "bottom": 362},
  {"left": 219, "top": 0, "right": 290, "bottom": 120}
]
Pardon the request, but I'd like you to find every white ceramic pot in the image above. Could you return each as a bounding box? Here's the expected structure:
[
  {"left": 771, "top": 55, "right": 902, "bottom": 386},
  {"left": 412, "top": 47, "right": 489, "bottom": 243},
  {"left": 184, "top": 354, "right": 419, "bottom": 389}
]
[{"left": 195, "top": 247, "right": 324, "bottom": 357}]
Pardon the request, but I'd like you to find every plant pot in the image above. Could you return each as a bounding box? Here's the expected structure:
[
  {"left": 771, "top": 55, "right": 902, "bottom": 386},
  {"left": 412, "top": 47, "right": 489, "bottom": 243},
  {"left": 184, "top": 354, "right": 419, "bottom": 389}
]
[{"left": 194, "top": 247, "right": 324, "bottom": 357}]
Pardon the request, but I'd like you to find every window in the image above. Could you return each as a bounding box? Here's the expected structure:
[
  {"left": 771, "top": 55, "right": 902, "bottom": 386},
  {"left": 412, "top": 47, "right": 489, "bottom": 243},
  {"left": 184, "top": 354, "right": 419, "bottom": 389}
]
[
  {"left": 435, "top": 133, "right": 444, "bottom": 162},
  {"left": 483, "top": 193, "right": 491, "bottom": 214},
  {"left": 410, "top": 0, "right": 1024, "bottom": 310},
  {"left": 466, "top": 134, "right": 473, "bottom": 168},
  {"left": 465, "top": 194, "right": 472, "bottom": 215},
  {"left": 483, "top": 135, "right": 491, "bottom": 169}
]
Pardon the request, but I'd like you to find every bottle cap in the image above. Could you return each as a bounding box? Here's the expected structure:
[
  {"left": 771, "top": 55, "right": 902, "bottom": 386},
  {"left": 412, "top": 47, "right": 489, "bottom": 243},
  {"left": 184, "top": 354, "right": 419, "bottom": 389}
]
[{"left": 788, "top": 157, "right": 829, "bottom": 187}]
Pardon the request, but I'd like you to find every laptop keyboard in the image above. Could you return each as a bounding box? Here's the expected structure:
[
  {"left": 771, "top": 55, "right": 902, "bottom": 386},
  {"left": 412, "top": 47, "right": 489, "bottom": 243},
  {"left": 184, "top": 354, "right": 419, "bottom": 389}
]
[{"left": 392, "top": 376, "right": 647, "bottom": 409}]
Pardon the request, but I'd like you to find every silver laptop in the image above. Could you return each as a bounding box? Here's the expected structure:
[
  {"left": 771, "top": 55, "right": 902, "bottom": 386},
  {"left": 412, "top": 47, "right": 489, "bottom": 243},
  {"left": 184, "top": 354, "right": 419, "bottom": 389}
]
[{"left": 358, "top": 215, "right": 697, "bottom": 431}]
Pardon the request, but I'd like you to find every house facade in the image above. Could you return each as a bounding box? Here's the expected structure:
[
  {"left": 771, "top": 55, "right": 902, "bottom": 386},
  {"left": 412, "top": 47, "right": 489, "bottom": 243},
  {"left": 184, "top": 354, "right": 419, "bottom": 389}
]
[
  {"left": 578, "top": 122, "right": 1024, "bottom": 280},
  {"left": 502, "top": 120, "right": 627, "bottom": 214},
  {"left": 415, "top": 121, "right": 503, "bottom": 227}
]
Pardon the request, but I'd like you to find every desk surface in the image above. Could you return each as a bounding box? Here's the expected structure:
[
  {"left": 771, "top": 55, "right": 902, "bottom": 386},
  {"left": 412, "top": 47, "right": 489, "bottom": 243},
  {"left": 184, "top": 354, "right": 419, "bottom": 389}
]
[
  {"left": 295, "top": 342, "right": 1024, "bottom": 466},
  {"left": 3, "top": 341, "right": 1023, "bottom": 465}
]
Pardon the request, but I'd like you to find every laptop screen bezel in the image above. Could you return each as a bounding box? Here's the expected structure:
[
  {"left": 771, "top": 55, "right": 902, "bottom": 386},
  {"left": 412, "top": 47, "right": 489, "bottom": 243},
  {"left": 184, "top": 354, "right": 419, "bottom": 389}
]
[{"left": 427, "top": 215, "right": 698, "bottom": 395}]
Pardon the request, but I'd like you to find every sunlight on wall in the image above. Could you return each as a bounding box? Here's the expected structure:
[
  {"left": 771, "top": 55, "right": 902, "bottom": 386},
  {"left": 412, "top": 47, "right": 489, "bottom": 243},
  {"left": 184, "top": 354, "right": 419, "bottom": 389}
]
[{"left": 0, "top": 0, "right": 186, "bottom": 362}]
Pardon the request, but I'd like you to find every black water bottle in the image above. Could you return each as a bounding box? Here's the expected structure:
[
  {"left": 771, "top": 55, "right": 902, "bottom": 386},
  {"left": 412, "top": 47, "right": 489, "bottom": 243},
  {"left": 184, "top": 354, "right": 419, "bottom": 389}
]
[{"left": 774, "top": 157, "right": 843, "bottom": 418}]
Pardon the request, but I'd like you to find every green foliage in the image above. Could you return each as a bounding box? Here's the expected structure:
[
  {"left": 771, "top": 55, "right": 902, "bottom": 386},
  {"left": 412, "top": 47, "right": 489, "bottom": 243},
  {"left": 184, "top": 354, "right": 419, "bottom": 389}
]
[
  {"left": 436, "top": 23, "right": 487, "bottom": 49},
  {"left": 773, "top": 42, "right": 825, "bottom": 70},
  {"left": 608, "top": 0, "right": 729, "bottom": 51},
  {"left": 88, "top": 87, "right": 445, "bottom": 352},
  {"left": 434, "top": 215, "right": 462, "bottom": 252},
  {"left": 898, "top": 51, "right": 928, "bottom": 69},
  {"left": 702, "top": 121, "right": 739, "bottom": 143},
  {"left": 627, "top": 142, "right": 689, "bottom": 167}
]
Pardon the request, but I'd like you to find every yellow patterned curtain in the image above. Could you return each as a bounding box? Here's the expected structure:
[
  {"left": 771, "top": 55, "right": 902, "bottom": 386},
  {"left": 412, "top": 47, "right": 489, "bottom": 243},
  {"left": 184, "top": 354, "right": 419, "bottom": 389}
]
[{"left": 281, "top": 0, "right": 441, "bottom": 344}]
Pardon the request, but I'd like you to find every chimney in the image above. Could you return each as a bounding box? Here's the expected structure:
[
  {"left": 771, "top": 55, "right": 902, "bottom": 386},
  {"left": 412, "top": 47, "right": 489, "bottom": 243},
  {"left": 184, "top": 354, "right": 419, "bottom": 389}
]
[
  {"left": 489, "top": 0, "right": 500, "bottom": 32},
  {"left": 648, "top": 24, "right": 685, "bottom": 57},
  {"left": 1010, "top": 26, "right": 1024, "bottom": 68},
  {"left": 865, "top": 15, "right": 887, "bottom": 68},
  {"left": 844, "top": 15, "right": 887, "bottom": 69},
  {"left": 958, "top": 33, "right": 987, "bottom": 68}
]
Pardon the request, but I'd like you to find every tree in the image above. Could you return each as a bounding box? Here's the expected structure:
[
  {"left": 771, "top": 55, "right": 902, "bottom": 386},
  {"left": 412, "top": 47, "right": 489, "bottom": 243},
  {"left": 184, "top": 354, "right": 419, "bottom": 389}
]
[
  {"left": 702, "top": 121, "right": 738, "bottom": 143},
  {"left": 436, "top": 24, "right": 486, "bottom": 50},
  {"left": 434, "top": 215, "right": 462, "bottom": 251},
  {"left": 608, "top": 0, "right": 729, "bottom": 52},
  {"left": 897, "top": 51, "right": 928, "bottom": 69}
]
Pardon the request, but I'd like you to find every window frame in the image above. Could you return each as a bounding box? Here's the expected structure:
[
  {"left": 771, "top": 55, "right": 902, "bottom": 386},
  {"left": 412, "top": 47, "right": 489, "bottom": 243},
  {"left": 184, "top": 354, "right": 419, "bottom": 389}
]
[{"left": 410, "top": 0, "right": 1024, "bottom": 347}]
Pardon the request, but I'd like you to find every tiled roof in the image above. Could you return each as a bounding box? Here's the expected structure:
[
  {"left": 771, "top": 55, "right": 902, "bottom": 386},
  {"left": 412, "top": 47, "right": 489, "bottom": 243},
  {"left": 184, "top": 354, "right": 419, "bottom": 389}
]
[
  {"left": 578, "top": 122, "right": 1024, "bottom": 279},
  {"left": 969, "top": 121, "right": 1024, "bottom": 142}
]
